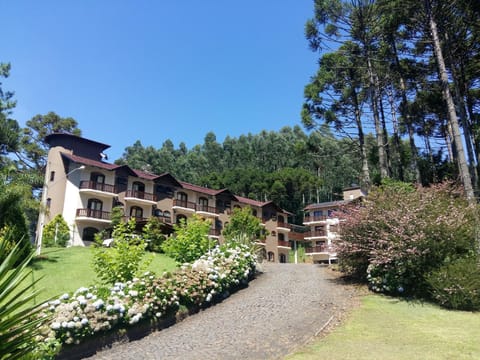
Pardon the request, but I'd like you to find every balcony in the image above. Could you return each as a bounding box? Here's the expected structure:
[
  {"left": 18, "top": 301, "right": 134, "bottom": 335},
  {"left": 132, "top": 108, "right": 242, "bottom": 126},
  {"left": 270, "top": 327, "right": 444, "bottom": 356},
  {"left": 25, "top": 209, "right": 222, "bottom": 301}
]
[
  {"left": 305, "top": 245, "right": 332, "bottom": 254},
  {"left": 124, "top": 190, "right": 157, "bottom": 205},
  {"left": 196, "top": 204, "right": 218, "bottom": 217},
  {"left": 123, "top": 215, "right": 149, "bottom": 223},
  {"left": 276, "top": 221, "right": 291, "bottom": 232},
  {"left": 277, "top": 240, "right": 291, "bottom": 249},
  {"left": 289, "top": 231, "right": 307, "bottom": 241},
  {"left": 304, "top": 230, "right": 327, "bottom": 240},
  {"left": 79, "top": 181, "right": 116, "bottom": 198},
  {"left": 76, "top": 208, "right": 111, "bottom": 223},
  {"left": 172, "top": 199, "right": 196, "bottom": 213},
  {"left": 303, "top": 215, "right": 328, "bottom": 224}
]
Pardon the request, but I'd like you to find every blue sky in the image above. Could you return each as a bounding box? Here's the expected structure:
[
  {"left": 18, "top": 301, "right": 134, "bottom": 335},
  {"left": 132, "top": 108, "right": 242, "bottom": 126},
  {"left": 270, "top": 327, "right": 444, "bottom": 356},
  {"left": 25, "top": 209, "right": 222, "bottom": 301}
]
[{"left": 3, "top": 1, "right": 318, "bottom": 161}]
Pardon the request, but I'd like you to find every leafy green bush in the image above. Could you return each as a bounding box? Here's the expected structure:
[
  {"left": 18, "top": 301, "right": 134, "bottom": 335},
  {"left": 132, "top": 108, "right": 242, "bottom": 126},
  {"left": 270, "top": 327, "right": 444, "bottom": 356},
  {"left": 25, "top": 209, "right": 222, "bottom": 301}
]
[
  {"left": 161, "top": 215, "right": 214, "bottom": 263},
  {"left": 43, "top": 214, "right": 70, "bottom": 247},
  {"left": 337, "top": 181, "right": 477, "bottom": 299},
  {"left": 92, "top": 218, "right": 151, "bottom": 285},
  {"left": 37, "top": 243, "right": 256, "bottom": 354},
  {"left": 426, "top": 257, "right": 480, "bottom": 311},
  {"left": 142, "top": 217, "right": 167, "bottom": 253}
]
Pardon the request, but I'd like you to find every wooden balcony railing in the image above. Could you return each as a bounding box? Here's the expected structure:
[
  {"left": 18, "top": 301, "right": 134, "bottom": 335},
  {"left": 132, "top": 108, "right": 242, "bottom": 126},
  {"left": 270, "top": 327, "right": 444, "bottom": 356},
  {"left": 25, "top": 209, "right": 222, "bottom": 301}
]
[
  {"left": 305, "top": 245, "right": 332, "bottom": 253},
  {"left": 288, "top": 231, "right": 307, "bottom": 241},
  {"left": 277, "top": 221, "right": 291, "bottom": 229},
  {"left": 305, "top": 230, "right": 326, "bottom": 238},
  {"left": 197, "top": 204, "right": 218, "bottom": 214},
  {"left": 76, "top": 208, "right": 111, "bottom": 221},
  {"left": 122, "top": 215, "right": 148, "bottom": 222},
  {"left": 173, "top": 199, "right": 197, "bottom": 210},
  {"left": 79, "top": 181, "right": 116, "bottom": 194},
  {"left": 277, "top": 240, "right": 291, "bottom": 248},
  {"left": 303, "top": 215, "right": 327, "bottom": 223},
  {"left": 125, "top": 190, "right": 157, "bottom": 202}
]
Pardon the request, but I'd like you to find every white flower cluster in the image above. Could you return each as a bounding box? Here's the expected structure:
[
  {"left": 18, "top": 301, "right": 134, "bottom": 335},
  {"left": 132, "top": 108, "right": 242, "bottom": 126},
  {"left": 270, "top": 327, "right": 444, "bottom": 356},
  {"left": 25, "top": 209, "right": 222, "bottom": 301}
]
[{"left": 37, "top": 243, "right": 256, "bottom": 353}]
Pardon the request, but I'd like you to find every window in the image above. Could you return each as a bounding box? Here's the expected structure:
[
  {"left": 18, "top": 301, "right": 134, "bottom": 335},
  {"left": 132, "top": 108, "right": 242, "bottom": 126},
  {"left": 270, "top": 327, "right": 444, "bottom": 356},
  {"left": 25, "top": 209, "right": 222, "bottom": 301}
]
[
  {"left": 198, "top": 197, "right": 208, "bottom": 211},
  {"left": 132, "top": 181, "right": 145, "bottom": 192},
  {"left": 154, "top": 209, "right": 163, "bottom": 217},
  {"left": 268, "top": 251, "right": 275, "bottom": 262},
  {"left": 50, "top": 171, "right": 55, "bottom": 181},
  {"left": 176, "top": 192, "right": 188, "bottom": 207},
  {"left": 91, "top": 172, "right": 105, "bottom": 184},
  {"left": 252, "top": 209, "right": 257, "bottom": 217},
  {"left": 87, "top": 198, "right": 103, "bottom": 218},
  {"left": 163, "top": 211, "right": 171, "bottom": 221},
  {"left": 278, "top": 215, "right": 285, "bottom": 223},
  {"left": 88, "top": 198, "right": 103, "bottom": 211},
  {"left": 130, "top": 206, "right": 143, "bottom": 219},
  {"left": 279, "top": 254, "right": 287, "bottom": 263},
  {"left": 278, "top": 233, "right": 285, "bottom": 241},
  {"left": 46, "top": 198, "right": 51, "bottom": 209},
  {"left": 271, "top": 231, "right": 277, "bottom": 237}
]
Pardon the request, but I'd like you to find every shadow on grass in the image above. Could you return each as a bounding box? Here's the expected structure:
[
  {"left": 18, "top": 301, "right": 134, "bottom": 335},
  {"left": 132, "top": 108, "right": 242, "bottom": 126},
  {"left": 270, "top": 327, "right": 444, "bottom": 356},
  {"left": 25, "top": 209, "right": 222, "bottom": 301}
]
[
  {"left": 29, "top": 249, "right": 63, "bottom": 270},
  {"left": 320, "top": 265, "right": 434, "bottom": 308}
]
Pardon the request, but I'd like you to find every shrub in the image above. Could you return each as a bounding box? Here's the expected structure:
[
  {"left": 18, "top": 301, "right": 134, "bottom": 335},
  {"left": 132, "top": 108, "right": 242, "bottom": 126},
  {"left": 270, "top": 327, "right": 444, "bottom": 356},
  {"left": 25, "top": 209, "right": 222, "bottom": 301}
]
[
  {"left": 426, "top": 257, "right": 480, "bottom": 311},
  {"left": 142, "top": 217, "right": 167, "bottom": 253},
  {"left": 37, "top": 243, "right": 256, "bottom": 354},
  {"left": 43, "top": 214, "right": 70, "bottom": 247},
  {"left": 161, "top": 215, "right": 215, "bottom": 263},
  {"left": 92, "top": 218, "right": 151, "bottom": 285},
  {"left": 337, "top": 181, "right": 477, "bottom": 298}
]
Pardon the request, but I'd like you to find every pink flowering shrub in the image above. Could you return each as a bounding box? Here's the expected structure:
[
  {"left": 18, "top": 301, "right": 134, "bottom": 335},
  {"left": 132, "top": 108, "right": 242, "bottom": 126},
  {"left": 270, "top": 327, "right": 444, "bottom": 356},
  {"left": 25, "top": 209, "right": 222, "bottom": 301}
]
[{"left": 336, "top": 181, "right": 477, "bottom": 299}]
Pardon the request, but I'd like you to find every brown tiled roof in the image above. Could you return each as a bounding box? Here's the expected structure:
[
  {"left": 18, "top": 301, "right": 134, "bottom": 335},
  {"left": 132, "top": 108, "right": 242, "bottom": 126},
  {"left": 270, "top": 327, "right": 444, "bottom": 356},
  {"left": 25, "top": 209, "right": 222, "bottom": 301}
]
[
  {"left": 304, "top": 200, "right": 347, "bottom": 211},
  {"left": 179, "top": 181, "right": 227, "bottom": 196},
  {"left": 61, "top": 153, "right": 119, "bottom": 170},
  {"left": 132, "top": 169, "right": 160, "bottom": 180},
  {"left": 234, "top": 195, "right": 265, "bottom": 208}
]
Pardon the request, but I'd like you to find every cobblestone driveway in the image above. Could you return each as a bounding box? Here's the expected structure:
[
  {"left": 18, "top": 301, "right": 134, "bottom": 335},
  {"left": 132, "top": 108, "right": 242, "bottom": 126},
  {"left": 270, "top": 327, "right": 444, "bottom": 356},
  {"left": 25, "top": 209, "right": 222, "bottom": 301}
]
[{"left": 87, "top": 263, "right": 357, "bottom": 360}]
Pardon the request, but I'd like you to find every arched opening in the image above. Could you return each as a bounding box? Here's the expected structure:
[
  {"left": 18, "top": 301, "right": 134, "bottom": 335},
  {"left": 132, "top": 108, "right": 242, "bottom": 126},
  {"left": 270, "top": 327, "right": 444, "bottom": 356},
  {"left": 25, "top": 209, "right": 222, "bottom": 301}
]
[
  {"left": 278, "top": 215, "right": 285, "bottom": 223},
  {"left": 163, "top": 210, "right": 171, "bottom": 222},
  {"left": 87, "top": 198, "right": 103, "bottom": 218},
  {"left": 82, "top": 227, "right": 99, "bottom": 243},
  {"left": 176, "top": 192, "right": 188, "bottom": 207},
  {"left": 176, "top": 214, "right": 187, "bottom": 225},
  {"left": 268, "top": 251, "right": 275, "bottom": 262},
  {"left": 130, "top": 206, "right": 143, "bottom": 219},
  {"left": 278, "top": 233, "right": 285, "bottom": 241},
  {"left": 132, "top": 181, "right": 145, "bottom": 199},
  {"left": 198, "top": 197, "right": 209, "bottom": 211},
  {"left": 259, "top": 248, "right": 267, "bottom": 261},
  {"left": 279, "top": 253, "right": 287, "bottom": 263},
  {"left": 271, "top": 231, "right": 277, "bottom": 237}
]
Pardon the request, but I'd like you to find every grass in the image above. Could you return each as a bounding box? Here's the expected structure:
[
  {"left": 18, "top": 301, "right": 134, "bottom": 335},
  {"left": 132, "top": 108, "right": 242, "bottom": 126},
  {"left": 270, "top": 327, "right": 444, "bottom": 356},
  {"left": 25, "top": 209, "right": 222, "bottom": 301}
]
[
  {"left": 25, "top": 246, "right": 178, "bottom": 306},
  {"left": 287, "top": 294, "right": 480, "bottom": 360}
]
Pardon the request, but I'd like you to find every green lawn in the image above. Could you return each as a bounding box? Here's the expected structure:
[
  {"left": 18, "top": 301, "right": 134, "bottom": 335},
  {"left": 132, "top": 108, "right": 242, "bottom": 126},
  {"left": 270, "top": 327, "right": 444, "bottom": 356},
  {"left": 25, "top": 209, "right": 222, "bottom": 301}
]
[
  {"left": 26, "top": 246, "right": 178, "bottom": 306},
  {"left": 287, "top": 294, "right": 480, "bottom": 360}
]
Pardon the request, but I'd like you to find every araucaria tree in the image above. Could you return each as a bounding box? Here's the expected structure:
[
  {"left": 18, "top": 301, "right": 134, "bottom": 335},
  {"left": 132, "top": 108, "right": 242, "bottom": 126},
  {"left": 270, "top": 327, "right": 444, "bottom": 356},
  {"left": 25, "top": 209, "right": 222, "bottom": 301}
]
[{"left": 303, "top": 0, "right": 480, "bottom": 196}]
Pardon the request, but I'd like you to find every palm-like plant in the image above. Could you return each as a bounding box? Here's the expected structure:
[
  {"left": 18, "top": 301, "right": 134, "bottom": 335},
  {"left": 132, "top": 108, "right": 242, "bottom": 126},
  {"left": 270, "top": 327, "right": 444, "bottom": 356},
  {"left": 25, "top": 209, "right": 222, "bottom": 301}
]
[{"left": 0, "top": 234, "right": 48, "bottom": 359}]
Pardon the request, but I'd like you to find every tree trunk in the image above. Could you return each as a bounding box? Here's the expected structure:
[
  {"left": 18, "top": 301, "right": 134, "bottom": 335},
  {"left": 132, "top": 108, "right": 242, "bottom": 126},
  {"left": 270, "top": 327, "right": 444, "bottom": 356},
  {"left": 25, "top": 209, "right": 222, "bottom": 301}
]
[
  {"left": 426, "top": 0, "right": 475, "bottom": 202},
  {"left": 367, "top": 55, "right": 389, "bottom": 179},
  {"left": 390, "top": 37, "right": 422, "bottom": 184},
  {"left": 352, "top": 85, "right": 371, "bottom": 191}
]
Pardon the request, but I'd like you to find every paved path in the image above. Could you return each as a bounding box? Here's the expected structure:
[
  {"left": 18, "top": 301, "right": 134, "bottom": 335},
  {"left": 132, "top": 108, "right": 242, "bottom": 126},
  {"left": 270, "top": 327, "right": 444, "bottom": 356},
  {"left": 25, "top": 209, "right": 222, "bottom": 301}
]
[{"left": 87, "top": 263, "right": 357, "bottom": 360}]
